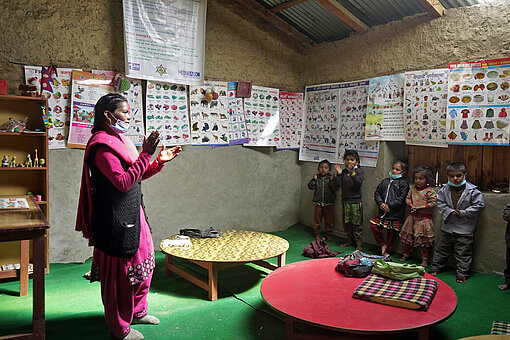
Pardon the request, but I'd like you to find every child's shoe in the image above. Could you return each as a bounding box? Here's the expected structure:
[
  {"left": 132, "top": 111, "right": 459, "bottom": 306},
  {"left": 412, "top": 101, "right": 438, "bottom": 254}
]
[
  {"left": 428, "top": 269, "right": 438, "bottom": 276},
  {"left": 498, "top": 283, "right": 509, "bottom": 290},
  {"left": 399, "top": 255, "right": 408, "bottom": 262},
  {"left": 420, "top": 259, "right": 428, "bottom": 267},
  {"left": 456, "top": 275, "right": 467, "bottom": 283}
]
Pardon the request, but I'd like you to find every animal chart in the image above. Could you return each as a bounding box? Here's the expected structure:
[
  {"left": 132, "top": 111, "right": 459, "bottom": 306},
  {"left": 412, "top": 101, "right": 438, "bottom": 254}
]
[
  {"left": 336, "top": 80, "right": 379, "bottom": 167},
  {"left": 227, "top": 81, "right": 249, "bottom": 145},
  {"left": 244, "top": 86, "right": 281, "bottom": 147},
  {"left": 68, "top": 70, "right": 113, "bottom": 149},
  {"left": 189, "top": 81, "right": 229, "bottom": 145},
  {"left": 447, "top": 57, "right": 510, "bottom": 145},
  {"left": 277, "top": 92, "right": 303, "bottom": 149},
  {"left": 299, "top": 84, "right": 340, "bottom": 163},
  {"left": 145, "top": 81, "right": 191, "bottom": 146},
  {"left": 404, "top": 69, "right": 448, "bottom": 147},
  {"left": 365, "top": 73, "right": 405, "bottom": 141}
]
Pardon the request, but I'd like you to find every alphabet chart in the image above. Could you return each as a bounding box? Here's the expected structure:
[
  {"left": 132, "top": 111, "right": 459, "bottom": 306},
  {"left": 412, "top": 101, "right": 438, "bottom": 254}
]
[{"left": 277, "top": 92, "right": 303, "bottom": 149}]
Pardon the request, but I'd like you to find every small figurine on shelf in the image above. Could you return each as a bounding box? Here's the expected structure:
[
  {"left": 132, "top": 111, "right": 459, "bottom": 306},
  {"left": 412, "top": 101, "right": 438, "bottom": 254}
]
[
  {"left": 39, "top": 158, "right": 45, "bottom": 167},
  {"left": 33, "top": 149, "right": 39, "bottom": 167},
  {"left": 2, "top": 155, "right": 8, "bottom": 167},
  {"left": 25, "top": 154, "right": 33, "bottom": 167},
  {"left": 9, "top": 156, "right": 16, "bottom": 167}
]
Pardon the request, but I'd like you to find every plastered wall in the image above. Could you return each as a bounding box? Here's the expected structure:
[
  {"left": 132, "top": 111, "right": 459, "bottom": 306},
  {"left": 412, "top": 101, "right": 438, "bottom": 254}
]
[
  {"left": 300, "top": 0, "right": 510, "bottom": 274},
  {"left": 0, "top": 0, "right": 305, "bottom": 262}
]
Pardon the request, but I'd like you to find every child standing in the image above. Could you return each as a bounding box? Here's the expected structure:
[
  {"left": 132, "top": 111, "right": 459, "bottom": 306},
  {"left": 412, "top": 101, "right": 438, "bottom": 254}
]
[
  {"left": 308, "top": 159, "right": 340, "bottom": 240},
  {"left": 370, "top": 159, "right": 410, "bottom": 256},
  {"left": 399, "top": 166, "right": 436, "bottom": 267},
  {"left": 430, "top": 162, "right": 484, "bottom": 283},
  {"left": 497, "top": 201, "right": 510, "bottom": 290},
  {"left": 334, "top": 150, "right": 364, "bottom": 250}
]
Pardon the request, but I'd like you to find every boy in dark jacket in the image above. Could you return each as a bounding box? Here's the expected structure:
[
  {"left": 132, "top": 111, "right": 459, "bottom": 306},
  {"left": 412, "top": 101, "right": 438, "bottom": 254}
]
[
  {"left": 498, "top": 201, "right": 510, "bottom": 290},
  {"left": 308, "top": 159, "right": 340, "bottom": 240}
]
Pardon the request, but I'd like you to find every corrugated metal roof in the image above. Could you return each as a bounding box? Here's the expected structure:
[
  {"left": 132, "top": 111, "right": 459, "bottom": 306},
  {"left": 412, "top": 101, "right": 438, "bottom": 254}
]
[{"left": 259, "top": 0, "right": 481, "bottom": 43}]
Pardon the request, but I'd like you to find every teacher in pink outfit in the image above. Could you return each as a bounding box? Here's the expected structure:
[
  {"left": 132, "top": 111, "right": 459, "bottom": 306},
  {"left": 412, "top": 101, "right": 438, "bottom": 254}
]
[{"left": 76, "top": 93, "right": 181, "bottom": 340}]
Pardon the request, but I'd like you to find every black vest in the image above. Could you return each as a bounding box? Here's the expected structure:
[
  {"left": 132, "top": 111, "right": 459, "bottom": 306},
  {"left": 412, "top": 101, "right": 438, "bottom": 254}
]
[{"left": 90, "top": 156, "right": 144, "bottom": 258}]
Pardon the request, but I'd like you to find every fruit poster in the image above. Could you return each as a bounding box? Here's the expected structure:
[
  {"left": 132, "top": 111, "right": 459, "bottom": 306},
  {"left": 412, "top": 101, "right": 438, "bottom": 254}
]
[
  {"left": 336, "top": 80, "right": 379, "bottom": 167},
  {"left": 244, "top": 86, "right": 281, "bottom": 147},
  {"left": 226, "top": 82, "right": 249, "bottom": 145},
  {"left": 189, "top": 81, "right": 229, "bottom": 146},
  {"left": 365, "top": 73, "right": 405, "bottom": 141},
  {"left": 277, "top": 92, "right": 303, "bottom": 150},
  {"left": 68, "top": 71, "right": 113, "bottom": 149},
  {"left": 447, "top": 57, "right": 510, "bottom": 145},
  {"left": 404, "top": 69, "right": 448, "bottom": 147},
  {"left": 299, "top": 84, "right": 340, "bottom": 162},
  {"left": 145, "top": 81, "right": 191, "bottom": 146}
]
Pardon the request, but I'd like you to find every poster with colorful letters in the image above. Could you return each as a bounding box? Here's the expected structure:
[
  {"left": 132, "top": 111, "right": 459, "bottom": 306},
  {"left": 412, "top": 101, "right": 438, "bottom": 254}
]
[
  {"left": 447, "top": 57, "right": 510, "bottom": 145},
  {"left": 277, "top": 92, "right": 303, "bottom": 150},
  {"left": 189, "top": 81, "right": 229, "bottom": 145},
  {"left": 365, "top": 73, "right": 405, "bottom": 141},
  {"left": 68, "top": 71, "right": 113, "bottom": 149},
  {"left": 404, "top": 69, "right": 448, "bottom": 147},
  {"left": 299, "top": 84, "right": 340, "bottom": 162},
  {"left": 226, "top": 82, "right": 249, "bottom": 145},
  {"left": 336, "top": 80, "right": 379, "bottom": 167},
  {"left": 145, "top": 81, "right": 191, "bottom": 146},
  {"left": 244, "top": 86, "right": 281, "bottom": 147}
]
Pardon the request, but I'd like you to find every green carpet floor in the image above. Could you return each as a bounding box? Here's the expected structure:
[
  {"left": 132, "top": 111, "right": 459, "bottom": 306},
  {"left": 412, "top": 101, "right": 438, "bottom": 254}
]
[{"left": 0, "top": 223, "right": 508, "bottom": 339}]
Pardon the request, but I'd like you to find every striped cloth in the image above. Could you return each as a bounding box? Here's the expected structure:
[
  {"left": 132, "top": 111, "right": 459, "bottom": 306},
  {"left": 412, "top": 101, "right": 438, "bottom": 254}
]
[
  {"left": 491, "top": 321, "right": 510, "bottom": 334},
  {"left": 353, "top": 273, "right": 438, "bottom": 311}
]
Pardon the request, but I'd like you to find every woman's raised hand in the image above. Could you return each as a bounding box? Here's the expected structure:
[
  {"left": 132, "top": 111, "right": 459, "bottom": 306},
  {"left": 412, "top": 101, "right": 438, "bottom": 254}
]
[
  {"left": 142, "top": 131, "right": 160, "bottom": 155},
  {"left": 157, "top": 145, "right": 182, "bottom": 163}
]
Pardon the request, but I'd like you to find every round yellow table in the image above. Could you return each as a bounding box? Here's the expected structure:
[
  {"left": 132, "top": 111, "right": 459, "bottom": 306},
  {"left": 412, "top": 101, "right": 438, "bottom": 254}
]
[{"left": 160, "top": 230, "right": 289, "bottom": 300}]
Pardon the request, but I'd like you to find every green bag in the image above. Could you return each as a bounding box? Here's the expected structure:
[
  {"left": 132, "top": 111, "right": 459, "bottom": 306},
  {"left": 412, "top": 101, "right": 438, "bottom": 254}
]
[{"left": 371, "top": 260, "right": 425, "bottom": 280}]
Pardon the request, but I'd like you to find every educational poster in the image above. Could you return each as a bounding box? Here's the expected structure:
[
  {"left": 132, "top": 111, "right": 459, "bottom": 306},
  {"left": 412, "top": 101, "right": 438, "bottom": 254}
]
[
  {"left": 123, "top": 0, "right": 206, "bottom": 85},
  {"left": 226, "top": 82, "right": 249, "bottom": 145},
  {"left": 447, "top": 57, "right": 510, "bottom": 145},
  {"left": 92, "top": 70, "right": 144, "bottom": 145},
  {"left": 299, "top": 84, "right": 340, "bottom": 162},
  {"left": 336, "top": 81, "right": 380, "bottom": 167},
  {"left": 189, "top": 81, "right": 229, "bottom": 145},
  {"left": 277, "top": 92, "right": 303, "bottom": 149},
  {"left": 244, "top": 86, "right": 281, "bottom": 147},
  {"left": 365, "top": 73, "right": 405, "bottom": 141},
  {"left": 145, "top": 81, "right": 191, "bottom": 146},
  {"left": 68, "top": 71, "right": 113, "bottom": 149},
  {"left": 404, "top": 69, "right": 448, "bottom": 147}
]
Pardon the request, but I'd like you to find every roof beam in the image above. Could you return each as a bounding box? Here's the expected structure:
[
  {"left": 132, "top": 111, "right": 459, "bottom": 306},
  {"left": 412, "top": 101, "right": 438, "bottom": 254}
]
[
  {"left": 418, "top": 0, "right": 445, "bottom": 17},
  {"left": 233, "top": 0, "right": 315, "bottom": 46},
  {"left": 271, "top": 0, "right": 309, "bottom": 13},
  {"left": 315, "top": 0, "right": 368, "bottom": 33}
]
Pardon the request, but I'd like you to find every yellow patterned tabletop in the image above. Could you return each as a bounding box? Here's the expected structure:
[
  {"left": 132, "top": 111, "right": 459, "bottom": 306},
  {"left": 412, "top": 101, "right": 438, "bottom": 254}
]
[{"left": 160, "top": 230, "right": 289, "bottom": 262}]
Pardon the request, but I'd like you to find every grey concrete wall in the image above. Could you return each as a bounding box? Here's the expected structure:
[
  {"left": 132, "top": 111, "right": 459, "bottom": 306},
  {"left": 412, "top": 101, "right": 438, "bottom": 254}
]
[
  {"left": 0, "top": 0, "right": 304, "bottom": 262},
  {"left": 300, "top": 0, "right": 510, "bottom": 274}
]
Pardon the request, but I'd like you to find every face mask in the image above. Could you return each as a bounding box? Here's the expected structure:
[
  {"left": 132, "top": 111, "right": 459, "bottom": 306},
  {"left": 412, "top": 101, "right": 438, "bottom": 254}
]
[
  {"left": 345, "top": 165, "right": 358, "bottom": 169},
  {"left": 389, "top": 171, "right": 402, "bottom": 179},
  {"left": 448, "top": 179, "right": 466, "bottom": 187},
  {"left": 109, "top": 114, "right": 130, "bottom": 134}
]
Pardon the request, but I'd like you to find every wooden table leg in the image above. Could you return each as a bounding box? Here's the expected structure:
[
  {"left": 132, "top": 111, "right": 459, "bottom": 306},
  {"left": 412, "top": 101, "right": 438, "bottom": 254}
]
[
  {"left": 418, "top": 327, "right": 429, "bottom": 340},
  {"left": 206, "top": 262, "right": 218, "bottom": 301},
  {"left": 165, "top": 254, "right": 173, "bottom": 276},
  {"left": 19, "top": 240, "right": 29, "bottom": 297},
  {"left": 285, "top": 317, "right": 294, "bottom": 340},
  {"left": 32, "top": 231, "right": 45, "bottom": 339},
  {"left": 277, "top": 251, "right": 286, "bottom": 267}
]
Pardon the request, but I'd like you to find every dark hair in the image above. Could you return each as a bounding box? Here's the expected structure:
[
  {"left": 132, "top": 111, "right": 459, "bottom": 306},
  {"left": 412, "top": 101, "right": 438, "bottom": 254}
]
[
  {"left": 318, "top": 159, "right": 331, "bottom": 169},
  {"left": 414, "top": 165, "right": 434, "bottom": 185},
  {"left": 446, "top": 162, "right": 466, "bottom": 174},
  {"left": 343, "top": 150, "right": 360, "bottom": 165},
  {"left": 393, "top": 159, "right": 408, "bottom": 173},
  {"left": 91, "top": 93, "right": 128, "bottom": 133}
]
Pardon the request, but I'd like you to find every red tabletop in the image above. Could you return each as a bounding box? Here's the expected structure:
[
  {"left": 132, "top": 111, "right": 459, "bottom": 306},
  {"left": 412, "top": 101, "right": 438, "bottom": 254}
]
[{"left": 261, "top": 258, "right": 457, "bottom": 334}]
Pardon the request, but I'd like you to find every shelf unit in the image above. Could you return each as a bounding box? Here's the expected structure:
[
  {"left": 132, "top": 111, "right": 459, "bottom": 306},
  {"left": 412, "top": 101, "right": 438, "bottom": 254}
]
[{"left": 0, "top": 95, "right": 50, "bottom": 293}]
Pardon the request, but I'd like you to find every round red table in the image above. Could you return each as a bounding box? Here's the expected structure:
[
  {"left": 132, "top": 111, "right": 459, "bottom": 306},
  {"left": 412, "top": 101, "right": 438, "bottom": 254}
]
[{"left": 261, "top": 258, "right": 457, "bottom": 339}]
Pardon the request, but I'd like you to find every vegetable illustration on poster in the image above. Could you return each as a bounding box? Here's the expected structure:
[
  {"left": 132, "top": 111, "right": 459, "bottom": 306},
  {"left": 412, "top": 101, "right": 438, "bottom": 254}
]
[
  {"left": 299, "top": 84, "right": 340, "bottom": 162},
  {"left": 226, "top": 81, "right": 249, "bottom": 145},
  {"left": 365, "top": 73, "right": 405, "bottom": 141},
  {"left": 278, "top": 92, "right": 303, "bottom": 150},
  {"left": 189, "top": 81, "right": 229, "bottom": 146},
  {"left": 336, "top": 80, "right": 379, "bottom": 167},
  {"left": 447, "top": 57, "right": 510, "bottom": 145},
  {"left": 404, "top": 69, "right": 448, "bottom": 147},
  {"left": 145, "top": 81, "right": 191, "bottom": 146},
  {"left": 244, "top": 86, "right": 281, "bottom": 147}
]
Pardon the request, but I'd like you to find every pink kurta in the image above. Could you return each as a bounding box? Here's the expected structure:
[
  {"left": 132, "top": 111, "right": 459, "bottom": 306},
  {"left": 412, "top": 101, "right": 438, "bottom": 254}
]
[{"left": 76, "top": 131, "right": 164, "bottom": 338}]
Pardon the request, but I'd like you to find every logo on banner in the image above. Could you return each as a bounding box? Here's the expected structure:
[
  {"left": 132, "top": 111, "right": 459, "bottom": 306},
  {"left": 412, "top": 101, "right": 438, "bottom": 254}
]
[{"left": 155, "top": 64, "right": 167, "bottom": 76}]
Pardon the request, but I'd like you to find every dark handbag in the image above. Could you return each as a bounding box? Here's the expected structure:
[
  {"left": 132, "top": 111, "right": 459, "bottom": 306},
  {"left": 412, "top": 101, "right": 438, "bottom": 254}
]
[
  {"left": 179, "top": 228, "right": 221, "bottom": 238},
  {"left": 336, "top": 250, "right": 391, "bottom": 278},
  {"left": 303, "top": 238, "right": 340, "bottom": 259}
]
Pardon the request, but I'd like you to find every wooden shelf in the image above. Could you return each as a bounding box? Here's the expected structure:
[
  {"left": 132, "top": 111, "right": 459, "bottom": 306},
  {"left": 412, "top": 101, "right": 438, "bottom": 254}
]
[
  {"left": 0, "top": 131, "right": 47, "bottom": 136},
  {"left": 0, "top": 167, "right": 47, "bottom": 170}
]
